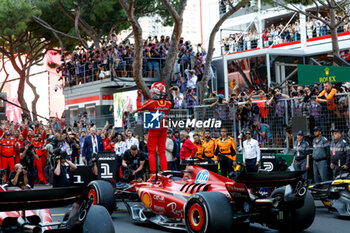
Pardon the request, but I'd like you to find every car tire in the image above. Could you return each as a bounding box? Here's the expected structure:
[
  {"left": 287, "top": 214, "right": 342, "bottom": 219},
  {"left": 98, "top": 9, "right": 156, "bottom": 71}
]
[
  {"left": 270, "top": 187, "right": 315, "bottom": 232},
  {"left": 83, "top": 205, "right": 115, "bottom": 233},
  {"left": 87, "top": 180, "right": 115, "bottom": 215},
  {"left": 185, "top": 191, "right": 233, "bottom": 233}
]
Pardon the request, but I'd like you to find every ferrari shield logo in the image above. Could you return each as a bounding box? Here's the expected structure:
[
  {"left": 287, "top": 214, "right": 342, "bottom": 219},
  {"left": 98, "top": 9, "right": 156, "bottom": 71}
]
[{"left": 195, "top": 170, "right": 209, "bottom": 184}]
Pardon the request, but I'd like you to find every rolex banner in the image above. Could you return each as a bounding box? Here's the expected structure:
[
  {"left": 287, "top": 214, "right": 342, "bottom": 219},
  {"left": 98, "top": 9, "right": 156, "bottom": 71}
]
[{"left": 297, "top": 65, "right": 350, "bottom": 86}]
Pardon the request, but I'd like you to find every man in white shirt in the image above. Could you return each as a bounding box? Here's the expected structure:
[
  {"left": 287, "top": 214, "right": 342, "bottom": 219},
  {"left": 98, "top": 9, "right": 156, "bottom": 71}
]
[
  {"left": 242, "top": 130, "right": 260, "bottom": 172},
  {"left": 114, "top": 134, "right": 127, "bottom": 182},
  {"left": 185, "top": 69, "right": 198, "bottom": 90},
  {"left": 125, "top": 129, "right": 139, "bottom": 149},
  {"left": 166, "top": 129, "right": 174, "bottom": 170}
]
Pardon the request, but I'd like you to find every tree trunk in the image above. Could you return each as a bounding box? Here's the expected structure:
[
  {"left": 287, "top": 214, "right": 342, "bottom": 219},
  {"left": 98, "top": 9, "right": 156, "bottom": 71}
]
[
  {"left": 160, "top": 0, "right": 188, "bottom": 90},
  {"left": 329, "top": 8, "right": 340, "bottom": 57},
  {"left": 200, "top": 0, "right": 249, "bottom": 104},
  {"left": 17, "top": 71, "right": 30, "bottom": 120},
  {"left": 118, "top": 0, "right": 151, "bottom": 99},
  {"left": 25, "top": 64, "right": 40, "bottom": 121}
]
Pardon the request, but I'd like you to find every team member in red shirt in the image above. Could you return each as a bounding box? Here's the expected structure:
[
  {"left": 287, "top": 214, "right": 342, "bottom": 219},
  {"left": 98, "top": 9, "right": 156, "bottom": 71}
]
[
  {"left": 1, "top": 132, "right": 16, "bottom": 172},
  {"left": 179, "top": 131, "right": 197, "bottom": 163},
  {"left": 32, "top": 134, "right": 45, "bottom": 184},
  {"left": 15, "top": 134, "right": 25, "bottom": 164},
  {"left": 131, "top": 82, "right": 172, "bottom": 174}
]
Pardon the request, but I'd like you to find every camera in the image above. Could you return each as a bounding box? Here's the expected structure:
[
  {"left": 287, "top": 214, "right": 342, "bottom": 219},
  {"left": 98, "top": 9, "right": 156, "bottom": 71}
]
[
  {"left": 28, "top": 144, "right": 34, "bottom": 151},
  {"left": 92, "top": 153, "right": 99, "bottom": 161},
  {"left": 291, "top": 91, "right": 298, "bottom": 97}
]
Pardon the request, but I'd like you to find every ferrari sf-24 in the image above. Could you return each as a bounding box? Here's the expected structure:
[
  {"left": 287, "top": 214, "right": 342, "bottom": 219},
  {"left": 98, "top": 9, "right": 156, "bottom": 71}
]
[{"left": 90, "top": 164, "right": 316, "bottom": 233}]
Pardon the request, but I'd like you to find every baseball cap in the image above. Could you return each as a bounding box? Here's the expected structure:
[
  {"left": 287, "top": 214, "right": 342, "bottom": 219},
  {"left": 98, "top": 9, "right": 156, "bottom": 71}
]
[
  {"left": 297, "top": 130, "right": 304, "bottom": 136},
  {"left": 130, "top": 145, "right": 138, "bottom": 151},
  {"left": 314, "top": 126, "right": 322, "bottom": 132},
  {"left": 34, "top": 134, "right": 38, "bottom": 137},
  {"left": 5, "top": 132, "right": 11, "bottom": 136},
  {"left": 218, "top": 94, "right": 224, "bottom": 99},
  {"left": 167, "top": 128, "right": 173, "bottom": 134},
  {"left": 332, "top": 129, "right": 342, "bottom": 134}
]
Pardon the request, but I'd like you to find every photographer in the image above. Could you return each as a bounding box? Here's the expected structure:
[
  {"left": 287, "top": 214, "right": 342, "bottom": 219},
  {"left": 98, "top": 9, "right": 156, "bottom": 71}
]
[
  {"left": 53, "top": 152, "right": 77, "bottom": 188},
  {"left": 8, "top": 163, "right": 28, "bottom": 189},
  {"left": 169, "top": 86, "right": 184, "bottom": 109},
  {"left": 19, "top": 141, "right": 39, "bottom": 188},
  {"left": 184, "top": 88, "right": 197, "bottom": 116},
  {"left": 122, "top": 145, "right": 145, "bottom": 182}
]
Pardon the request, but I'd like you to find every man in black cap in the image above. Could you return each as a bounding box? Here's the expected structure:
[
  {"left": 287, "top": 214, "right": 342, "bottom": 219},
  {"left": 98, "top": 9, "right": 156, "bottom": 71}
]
[
  {"left": 330, "top": 129, "right": 350, "bottom": 178},
  {"left": 312, "top": 127, "right": 330, "bottom": 183},
  {"left": 291, "top": 130, "right": 310, "bottom": 180}
]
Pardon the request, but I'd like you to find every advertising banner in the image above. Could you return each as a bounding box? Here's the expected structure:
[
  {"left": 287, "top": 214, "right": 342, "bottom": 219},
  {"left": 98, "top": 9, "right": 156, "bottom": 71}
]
[{"left": 298, "top": 65, "right": 350, "bottom": 85}]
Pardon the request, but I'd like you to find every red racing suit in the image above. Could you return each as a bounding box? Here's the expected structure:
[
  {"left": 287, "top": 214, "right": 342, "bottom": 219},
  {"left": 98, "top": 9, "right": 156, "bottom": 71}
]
[
  {"left": 136, "top": 99, "right": 172, "bottom": 174},
  {"left": 0, "top": 139, "right": 16, "bottom": 171},
  {"left": 33, "top": 141, "right": 45, "bottom": 183}
]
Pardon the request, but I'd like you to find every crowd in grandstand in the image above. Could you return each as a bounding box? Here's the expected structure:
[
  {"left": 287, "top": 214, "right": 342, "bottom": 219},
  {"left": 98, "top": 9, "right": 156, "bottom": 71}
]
[
  {"left": 58, "top": 35, "right": 208, "bottom": 88},
  {"left": 221, "top": 15, "right": 350, "bottom": 54}
]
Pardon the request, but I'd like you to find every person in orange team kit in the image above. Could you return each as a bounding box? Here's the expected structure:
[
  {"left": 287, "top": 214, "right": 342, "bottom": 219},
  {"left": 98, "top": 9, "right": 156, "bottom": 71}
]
[
  {"left": 32, "top": 134, "right": 46, "bottom": 184},
  {"left": 131, "top": 82, "right": 172, "bottom": 174},
  {"left": 202, "top": 130, "right": 218, "bottom": 164},
  {"left": 193, "top": 134, "right": 204, "bottom": 161},
  {"left": 1, "top": 132, "right": 16, "bottom": 173},
  {"left": 316, "top": 81, "right": 338, "bottom": 131}
]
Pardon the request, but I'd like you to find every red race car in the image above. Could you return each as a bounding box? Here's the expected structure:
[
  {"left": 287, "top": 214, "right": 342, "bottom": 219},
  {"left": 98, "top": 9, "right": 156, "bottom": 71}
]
[
  {"left": 97, "top": 165, "right": 315, "bottom": 233},
  {"left": 0, "top": 181, "right": 115, "bottom": 233}
]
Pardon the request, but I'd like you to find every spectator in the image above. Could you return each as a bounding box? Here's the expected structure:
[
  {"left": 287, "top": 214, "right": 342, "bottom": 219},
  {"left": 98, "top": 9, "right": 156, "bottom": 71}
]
[
  {"left": 312, "top": 127, "right": 330, "bottom": 183},
  {"left": 171, "top": 131, "right": 180, "bottom": 171},
  {"left": 330, "top": 129, "right": 350, "bottom": 178},
  {"left": 115, "top": 134, "right": 127, "bottom": 183},
  {"left": 19, "top": 141, "right": 39, "bottom": 187},
  {"left": 53, "top": 153, "right": 77, "bottom": 188},
  {"left": 170, "top": 86, "right": 184, "bottom": 109},
  {"left": 8, "top": 163, "right": 28, "bottom": 189},
  {"left": 316, "top": 81, "right": 337, "bottom": 133},
  {"left": 165, "top": 129, "right": 175, "bottom": 170},
  {"left": 291, "top": 130, "right": 310, "bottom": 180},
  {"left": 125, "top": 129, "right": 139, "bottom": 149},
  {"left": 242, "top": 129, "right": 260, "bottom": 172},
  {"left": 184, "top": 88, "right": 197, "bottom": 116},
  {"left": 82, "top": 127, "right": 104, "bottom": 165},
  {"left": 179, "top": 130, "right": 197, "bottom": 163}
]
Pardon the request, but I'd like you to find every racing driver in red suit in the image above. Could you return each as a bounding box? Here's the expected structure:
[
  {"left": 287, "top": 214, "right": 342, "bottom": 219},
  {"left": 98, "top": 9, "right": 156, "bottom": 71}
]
[{"left": 131, "top": 82, "right": 172, "bottom": 174}]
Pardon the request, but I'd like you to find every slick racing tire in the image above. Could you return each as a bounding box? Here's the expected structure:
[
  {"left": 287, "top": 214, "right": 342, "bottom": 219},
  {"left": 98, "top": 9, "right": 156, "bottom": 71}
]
[
  {"left": 83, "top": 205, "right": 115, "bottom": 233},
  {"left": 270, "top": 187, "right": 315, "bottom": 232},
  {"left": 185, "top": 192, "right": 233, "bottom": 233},
  {"left": 88, "top": 180, "right": 115, "bottom": 215}
]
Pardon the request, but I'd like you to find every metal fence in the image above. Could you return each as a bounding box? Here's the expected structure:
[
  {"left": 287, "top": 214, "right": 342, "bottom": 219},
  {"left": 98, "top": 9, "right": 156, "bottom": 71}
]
[{"left": 185, "top": 93, "right": 350, "bottom": 152}]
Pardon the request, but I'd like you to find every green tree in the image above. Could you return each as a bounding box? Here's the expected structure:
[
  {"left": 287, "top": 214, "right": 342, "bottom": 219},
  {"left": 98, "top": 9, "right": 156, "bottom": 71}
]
[
  {"left": 57, "top": 0, "right": 177, "bottom": 48},
  {"left": 0, "top": 0, "right": 77, "bottom": 120}
]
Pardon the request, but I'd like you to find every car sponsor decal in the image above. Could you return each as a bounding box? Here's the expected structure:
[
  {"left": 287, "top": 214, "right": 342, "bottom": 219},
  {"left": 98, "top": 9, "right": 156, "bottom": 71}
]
[
  {"left": 195, "top": 170, "right": 209, "bottom": 184},
  {"left": 167, "top": 202, "right": 184, "bottom": 218},
  {"left": 142, "top": 191, "right": 152, "bottom": 209}
]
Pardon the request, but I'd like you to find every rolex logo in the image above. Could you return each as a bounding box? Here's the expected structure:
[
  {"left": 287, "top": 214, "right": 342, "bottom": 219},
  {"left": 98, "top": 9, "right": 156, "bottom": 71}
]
[{"left": 325, "top": 67, "right": 330, "bottom": 76}]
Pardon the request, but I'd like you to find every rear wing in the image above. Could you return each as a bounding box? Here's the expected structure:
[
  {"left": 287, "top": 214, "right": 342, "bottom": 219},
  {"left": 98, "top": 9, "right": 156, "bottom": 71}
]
[
  {"left": 0, "top": 187, "right": 86, "bottom": 211},
  {"left": 235, "top": 171, "right": 305, "bottom": 188}
]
